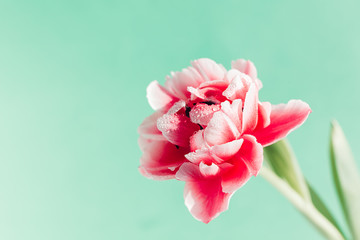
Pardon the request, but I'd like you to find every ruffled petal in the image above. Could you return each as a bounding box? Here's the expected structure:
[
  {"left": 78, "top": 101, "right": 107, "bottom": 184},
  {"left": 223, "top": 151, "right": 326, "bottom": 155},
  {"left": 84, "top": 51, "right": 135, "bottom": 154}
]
[
  {"left": 222, "top": 70, "right": 252, "bottom": 101},
  {"left": 231, "top": 59, "right": 258, "bottom": 80},
  {"left": 188, "top": 80, "right": 229, "bottom": 102},
  {"left": 211, "top": 139, "right": 244, "bottom": 162},
  {"left": 189, "top": 103, "right": 220, "bottom": 126},
  {"left": 191, "top": 58, "right": 226, "bottom": 81},
  {"left": 231, "top": 59, "right": 263, "bottom": 89},
  {"left": 204, "top": 111, "right": 240, "bottom": 146},
  {"left": 175, "top": 162, "right": 203, "bottom": 181},
  {"left": 165, "top": 67, "right": 204, "bottom": 100},
  {"left": 176, "top": 163, "right": 232, "bottom": 223},
  {"left": 242, "top": 84, "right": 259, "bottom": 133},
  {"left": 146, "top": 81, "right": 177, "bottom": 111},
  {"left": 256, "top": 101, "right": 271, "bottom": 129},
  {"left": 221, "top": 159, "right": 251, "bottom": 193},
  {"left": 199, "top": 162, "right": 220, "bottom": 177},
  {"left": 185, "top": 148, "right": 212, "bottom": 165},
  {"left": 219, "top": 100, "right": 242, "bottom": 130},
  {"left": 138, "top": 111, "right": 166, "bottom": 141},
  {"left": 185, "top": 139, "right": 244, "bottom": 165},
  {"left": 253, "top": 100, "right": 311, "bottom": 147},
  {"left": 236, "top": 135, "right": 263, "bottom": 176},
  {"left": 157, "top": 112, "right": 200, "bottom": 147},
  {"left": 189, "top": 130, "right": 208, "bottom": 151},
  {"left": 138, "top": 137, "right": 188, "bottom": 180}
]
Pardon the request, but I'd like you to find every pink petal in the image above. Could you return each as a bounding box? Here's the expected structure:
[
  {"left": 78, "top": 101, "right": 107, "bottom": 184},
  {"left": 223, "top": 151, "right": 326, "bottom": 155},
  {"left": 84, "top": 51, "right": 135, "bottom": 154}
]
[
  {"left": 189, "top": 130, "right": 208, "bottom": 151},
  {"left": 183, "top": 180, "right": 231, "bottom": 223},
  {"left": 219, "top": 100, "right": 242, "bottom": 130},
  {"left": 146, "top": 81, "right": 177, "bottom": 111},
  {"left": 204, "top": 111, "right": 240, "bottom": 146},
  {"left": 185, "top": 139, "right": 244, "bottom": 165},
  {"left": 199, "top": 162, "right": 220, "bottom": 177},
  {"left": 167, "top": 100, "right": 186, "bottom": 115},
  {"left": 242, "top": 84, "right": 259, "bottom": 133},
  {"left": 256, "top": 101, "right": 272, "bottom": 129},
  {"left": 223, "top": 69, "right": 242, "bottom": 83},
  {"left": 236, "top": 135, "right": 263, "bottom": 176},
  {"left": 253, "top": 100, "right": 311, "bottom": 147},
  {"left": 231, "top": 59, "right": 263, "bottom": 89},
  {"left": 185, "top": 148, "right": 213, "bottom": 165},
  {"left": 157, "top": 112, "right": 200, "bottom": 147},
  {"left": 138, "top": 111, "right": 166, "bottom": 141},
  {"left": 138, "top": 136, "right": 188, "bottom": 180},
  {"left": 231, "top": 59, "right": 258, "bottom": 80},
  {"left": 191, "top": 58, "right": 226, "bottom": 81},
  {"left": 221, "top": 159, "right": 251, "bottom": 193},
  {"left": 165, "top": 67, "right": 204, "bottom": 100},
  {"left": 176, "top": 163, "right": 231, "bottom": 223},
  {"left": 189, "top": 80, "right": 229, "bottom": 103},
  {"left": 175, "top": 162, "right": 203, "bottom": 181},
  {"left": 198, "top": 80, "right": 229, "bottom": 89},
  {"left": 189, "top": 103, "right": 220, "bottom": 126},
  {"left": 211, "top": 139, "right": 244, "bottom": 162},
  {"left": 222, "top": 70, "right": 252, "bottom": 101}
]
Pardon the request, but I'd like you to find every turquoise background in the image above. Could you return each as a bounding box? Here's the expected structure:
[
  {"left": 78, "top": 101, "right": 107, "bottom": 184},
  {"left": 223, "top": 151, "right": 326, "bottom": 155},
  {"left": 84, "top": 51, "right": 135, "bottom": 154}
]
[{"left": 0, "top": 0, "right": 359, "bottom": 239}]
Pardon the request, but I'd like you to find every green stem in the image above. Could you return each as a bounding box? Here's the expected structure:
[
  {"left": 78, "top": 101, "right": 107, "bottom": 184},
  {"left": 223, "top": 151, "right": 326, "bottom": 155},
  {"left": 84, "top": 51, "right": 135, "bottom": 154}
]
[{"left": 260, "top": 167, "right": 345, "bottom": 240}]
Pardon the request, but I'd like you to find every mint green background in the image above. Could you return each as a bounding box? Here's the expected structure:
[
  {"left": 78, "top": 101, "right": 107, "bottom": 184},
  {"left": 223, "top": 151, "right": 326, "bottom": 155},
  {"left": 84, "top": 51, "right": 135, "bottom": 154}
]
[{"left": 0, "top": 0, "right": 359, "bottom": 239}]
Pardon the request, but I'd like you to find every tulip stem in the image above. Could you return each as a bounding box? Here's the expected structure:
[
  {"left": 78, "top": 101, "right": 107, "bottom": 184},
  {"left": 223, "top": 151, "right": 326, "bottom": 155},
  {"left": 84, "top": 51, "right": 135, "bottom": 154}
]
[{"left": 259, "top": 166, "right": 345, "bottom": 240}]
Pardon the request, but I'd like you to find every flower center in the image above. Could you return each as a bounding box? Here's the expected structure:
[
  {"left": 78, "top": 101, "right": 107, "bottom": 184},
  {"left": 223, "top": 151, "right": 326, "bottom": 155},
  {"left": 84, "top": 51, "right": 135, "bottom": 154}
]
[{"left": 200, "top": 101, "right": 216, "bottom": 105}]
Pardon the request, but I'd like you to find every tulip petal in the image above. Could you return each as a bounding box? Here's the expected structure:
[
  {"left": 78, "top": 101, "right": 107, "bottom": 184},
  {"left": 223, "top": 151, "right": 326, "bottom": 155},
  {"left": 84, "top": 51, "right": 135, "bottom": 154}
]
[
  {"left": 138, "top": 110, "right": 166, "bottom": 141},
  {"left": 199, "top": 162, "right": 220, "bottom": 177},
  {"left": 231, "top": 59, "right": 258, "bottom": 80},
  {"left": 236, "top": 135, "right": 263, "bottom": 176},
  {"left": 221, "top": 159, "right": 251, "bottom": 193},
  {"left": 204, "top": 111, "right": 240, "bottom": 146},
  {"left": 189, "top": 80, "right": 229, "bottom": 103},
  {"left": 223, "top": 69, "right": 242, "bottom": 83},
  {"left": 175, "top": 162, "right": 203, "bottom": 181},
  {"left": 183, "top": 180, "right": 231, "bottom": 223},
  {"left": 242, "top": 84, "right": 258, "bottom": 133},
  {"left": 186, "top": 139, "right": 244, "bottom": 165},
  {"left": 146, "top": 81, "right": 177, "bottom": 111},
  {"left": 256, "top": 102, "right": 271, "bottom": 129},
  {"left": 223, "top": 70, "right": 252, "bottom": 101},
  {"left": 157, "top": 112, "right": 200, "bottom": 147},
  {"left": 231, "top": 59, "right": 262, "bottom": 89},
  {"left": 165, "top": 67, "right": 204, "bottom": 100},
  {"left": 157, "top": 101, "right": 199, "bottom": 147},
  {"left": 189, "top": 130, "right": 208, "bottom": 151},
  {"left": 185, "top": 148, "right": 212, "bottom": 165},
  {"left": 176, "top": 163, "right": 231, "bottom": 223},
  {"left": 191, "top": 58, "right": 226, "bottom": 81},
  {"left": 139, "top": 137, "right": 188, "bottom": 180},
  {"left": 211, "top": 139, "right": 244, "bottom": 162},
  {"left": 189, "top": 103, "right": 220, "bottom": 126},
  {"left": 219, "top": 100, "right": 242, "bottom": 130},
  {"left": 253, "top": 100, "right": 311, "bottom": 146}
]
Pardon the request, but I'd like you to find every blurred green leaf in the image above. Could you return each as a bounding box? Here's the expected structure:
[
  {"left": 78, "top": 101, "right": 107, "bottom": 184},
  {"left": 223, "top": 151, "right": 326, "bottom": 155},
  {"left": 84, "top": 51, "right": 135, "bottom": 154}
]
[
  {"left": 260, "top": 166, "right": 345, "bottom": 240},
  {"left": 264, "top": 139, "right": 346, "bottom": 239},
  {"left": 330, "top": 120, "right": 360, "bottom": 240},
  {"left": 264, "top": 139, "right": 310, "bottom": 200},
  {"left": 307, "top": 182, "right": 345, "bottom": 238}
]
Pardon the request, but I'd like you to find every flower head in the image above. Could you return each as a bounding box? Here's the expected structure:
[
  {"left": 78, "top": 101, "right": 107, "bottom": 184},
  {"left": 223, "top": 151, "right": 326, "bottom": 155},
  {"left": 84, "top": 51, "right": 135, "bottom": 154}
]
[{"left": 138, "top": 58, "right": 311, "bottom": 223}]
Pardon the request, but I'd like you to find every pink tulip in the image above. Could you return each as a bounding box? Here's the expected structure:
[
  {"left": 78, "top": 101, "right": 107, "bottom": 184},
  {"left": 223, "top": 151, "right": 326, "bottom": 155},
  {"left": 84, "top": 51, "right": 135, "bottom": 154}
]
[{"left": 138, "top": 58, "right": 311, "bottom": 223}]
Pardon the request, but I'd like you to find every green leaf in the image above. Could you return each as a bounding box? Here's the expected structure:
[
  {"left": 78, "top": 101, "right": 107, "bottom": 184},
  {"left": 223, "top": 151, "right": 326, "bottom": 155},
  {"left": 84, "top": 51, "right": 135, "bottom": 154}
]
[
  {"left": 330, "top": 120, "right": 360, "bottom": 240},
  {"left": 307, "top": 182, "right": 346, "bottom": 238},
  {"left": 264, "top": 139, "right": 310, "bottom": 200},
  {"left": 260, "top": 167, "right": 345, "bottom": 240},
  {"left": 264, "top": 139, "right": 345, "bottom": 238}
]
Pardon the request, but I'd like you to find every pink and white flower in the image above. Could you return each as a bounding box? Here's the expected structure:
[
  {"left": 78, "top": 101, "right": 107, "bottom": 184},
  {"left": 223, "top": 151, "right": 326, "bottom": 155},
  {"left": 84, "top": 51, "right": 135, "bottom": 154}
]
[{"left": 138, "top": 58, "right": 311, "bottom": 223}]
